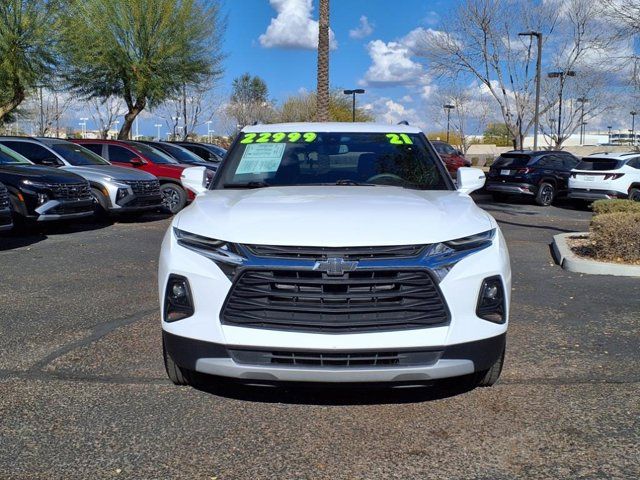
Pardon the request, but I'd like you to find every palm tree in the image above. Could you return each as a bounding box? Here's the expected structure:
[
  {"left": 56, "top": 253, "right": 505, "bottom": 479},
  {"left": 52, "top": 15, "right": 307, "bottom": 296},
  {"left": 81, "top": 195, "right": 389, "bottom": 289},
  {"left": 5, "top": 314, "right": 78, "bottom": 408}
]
[{"left": 316, "top": 0, "right": 330, "bottom": 122}]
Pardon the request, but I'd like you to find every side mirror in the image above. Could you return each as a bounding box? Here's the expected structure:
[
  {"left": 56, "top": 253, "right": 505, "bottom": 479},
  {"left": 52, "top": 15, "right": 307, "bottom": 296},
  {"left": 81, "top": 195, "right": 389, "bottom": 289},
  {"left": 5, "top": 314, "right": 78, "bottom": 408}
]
[
  {"left": 131, "top": 158, "right": 145, "bottom": 166},
  {"left": 457, "top": 167, "right": 485, "bottom": 194},
  {"left": 181, "top": 166, "right": 208, "bottom": 195}
]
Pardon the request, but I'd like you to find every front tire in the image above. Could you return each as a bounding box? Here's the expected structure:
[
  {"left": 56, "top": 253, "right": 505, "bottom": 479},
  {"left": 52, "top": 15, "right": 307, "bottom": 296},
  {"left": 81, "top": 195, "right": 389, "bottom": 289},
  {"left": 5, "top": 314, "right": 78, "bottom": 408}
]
[
  {"left": 475, "top": 347, "right": 505, "bottom": 387},
  {"left": 535, "top": 182, "right": 555, "bottom": 206},
  {"left": 91, "top": 188, "right": 109, "bottom": 216},
  {"left": 629, "top": 188, "right": 640, "bottom": 202},
  {"left": 163, "top": 340, "right": 190, "bottom": 386},
  {"left": 160, "top": 183, "right": 187, "bottom": 214}
]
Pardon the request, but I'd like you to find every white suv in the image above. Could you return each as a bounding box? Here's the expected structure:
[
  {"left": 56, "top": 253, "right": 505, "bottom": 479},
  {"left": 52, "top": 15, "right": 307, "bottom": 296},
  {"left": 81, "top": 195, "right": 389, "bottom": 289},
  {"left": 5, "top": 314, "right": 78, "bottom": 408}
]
[
  {"left": 159, "top": 123, "right": 511, "bottom": 388},
  {"left": 568, "top": 152, "right": 640, "bottom": 202}
]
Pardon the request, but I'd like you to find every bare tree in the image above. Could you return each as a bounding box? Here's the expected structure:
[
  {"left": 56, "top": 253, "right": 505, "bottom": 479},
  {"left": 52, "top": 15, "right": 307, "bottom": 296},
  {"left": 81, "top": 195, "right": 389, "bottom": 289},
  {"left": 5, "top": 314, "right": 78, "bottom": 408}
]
[
  {"left": 600, "top": 0, "right": 640, "bottom": 89},
  {"left": 157, "top": 85, "right": 221, "bottom": 140},
  {"left": 416, "top": 0, "right": 612, "bottom": 149},
  {"left": 20, "top": 87, "right": 76, "bottom": 137},
  {"left": 428, "top": 85, "right": 495, "bottom": 153},
  {"left": 88, "top": 97, "right": 126, "bottom": 139}
]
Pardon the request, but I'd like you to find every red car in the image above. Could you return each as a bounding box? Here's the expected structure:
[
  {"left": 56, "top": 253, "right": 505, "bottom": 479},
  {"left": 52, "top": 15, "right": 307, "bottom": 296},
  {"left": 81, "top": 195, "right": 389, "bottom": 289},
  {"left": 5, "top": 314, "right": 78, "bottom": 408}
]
[
  {"left": 72, "top": 139, "right": 195, "bottom": 213},
  {"left": 431, "top": 140, "right": 471, "bottom": 175}
]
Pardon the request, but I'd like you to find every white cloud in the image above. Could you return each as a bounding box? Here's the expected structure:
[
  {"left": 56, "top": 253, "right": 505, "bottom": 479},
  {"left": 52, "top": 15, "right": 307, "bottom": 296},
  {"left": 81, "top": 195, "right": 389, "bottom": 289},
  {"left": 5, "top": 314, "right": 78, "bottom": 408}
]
[
  {"left": 361, "top": 39, "right": 424, "bottom": 86},
  {"left": 259, "top": 0, "right": 337, "bottom": 50},
  {"left": 349, "top": 15, "right": 374, "bottom": 39},
  {"left": 423, "top": 10, "right": 440, "bottom": 26},
  {"left": 362, "top": 97, "right": 425, "bottom": 130}
]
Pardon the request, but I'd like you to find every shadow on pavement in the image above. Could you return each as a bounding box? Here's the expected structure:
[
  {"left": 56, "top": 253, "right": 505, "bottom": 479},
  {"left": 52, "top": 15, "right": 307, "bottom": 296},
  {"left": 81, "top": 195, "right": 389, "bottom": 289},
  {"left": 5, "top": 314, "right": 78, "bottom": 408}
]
[{"left": 189, "top": 374, "right": 479, "bottom": 405}]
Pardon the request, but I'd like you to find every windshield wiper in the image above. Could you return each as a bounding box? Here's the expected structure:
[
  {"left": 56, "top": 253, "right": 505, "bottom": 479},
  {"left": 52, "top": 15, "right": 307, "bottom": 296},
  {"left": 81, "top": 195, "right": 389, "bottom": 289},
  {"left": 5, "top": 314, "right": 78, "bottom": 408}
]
[
  {"left": 223, "top": 181, "right": 271, "bottom": 189},
  {"left": 334, "top": 179, "right": 376, "bottom": 186}
]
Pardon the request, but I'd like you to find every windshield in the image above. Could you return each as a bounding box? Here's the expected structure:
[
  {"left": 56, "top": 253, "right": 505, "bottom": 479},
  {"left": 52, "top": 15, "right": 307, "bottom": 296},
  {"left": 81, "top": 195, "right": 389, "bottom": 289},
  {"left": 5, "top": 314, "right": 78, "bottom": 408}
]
[
  {"left": 576, "top": 158, "right": 624, "bottom": 171},
  {"left": 493, "top": 154, "right": 532, "bottom": 168},
  {"left": 50, "top": 143, "right": 110, "bottom": 166},
  {"left": 157, "top": 143, "right": 203, "bottom": 164},
  {"left": 433, "top": 142, "right": 457, "bottom": 155},
  {"left": 130, "top": 143, "right": 178, "bottom": 164},
  {"left": 0, "top": 145, "right": 33, "bottom": 165},
  {"left": 215, "top": 131, "right": 450, "bottom": 190},
  {"left": 207, "top": 144, "right": 227, "bottom": 157}
]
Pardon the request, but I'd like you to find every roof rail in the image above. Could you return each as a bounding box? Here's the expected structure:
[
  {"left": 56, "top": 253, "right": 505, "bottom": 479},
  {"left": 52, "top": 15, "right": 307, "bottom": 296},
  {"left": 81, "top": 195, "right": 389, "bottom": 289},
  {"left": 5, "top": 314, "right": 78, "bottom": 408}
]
[{"left": 397, "top": 120, "right": 409, "bottom": 125}]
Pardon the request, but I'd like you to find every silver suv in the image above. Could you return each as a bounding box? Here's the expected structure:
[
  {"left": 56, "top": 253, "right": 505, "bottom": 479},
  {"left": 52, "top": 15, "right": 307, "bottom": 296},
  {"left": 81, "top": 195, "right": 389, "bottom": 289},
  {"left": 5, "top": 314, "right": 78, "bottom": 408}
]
[{"left": 0, "top": 137, "right": 162, "bottom": 215}]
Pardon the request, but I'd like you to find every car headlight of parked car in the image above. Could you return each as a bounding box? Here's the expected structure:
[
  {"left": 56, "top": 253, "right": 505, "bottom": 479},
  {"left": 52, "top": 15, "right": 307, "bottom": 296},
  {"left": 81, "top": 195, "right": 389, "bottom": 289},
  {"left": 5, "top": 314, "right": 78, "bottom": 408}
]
[
  {"left": 173, "top": 228, "right": 245, "bottom": 279},
  {"left": 427, "top": 229, "right": 496, "bottom": 281}
]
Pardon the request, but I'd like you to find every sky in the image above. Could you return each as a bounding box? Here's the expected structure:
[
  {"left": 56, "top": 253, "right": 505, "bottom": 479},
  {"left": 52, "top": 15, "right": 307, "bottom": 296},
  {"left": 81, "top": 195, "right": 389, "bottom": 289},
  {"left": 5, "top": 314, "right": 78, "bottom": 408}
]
[{"left": 55, "top": 0, "right": 639, "bottom": 140}]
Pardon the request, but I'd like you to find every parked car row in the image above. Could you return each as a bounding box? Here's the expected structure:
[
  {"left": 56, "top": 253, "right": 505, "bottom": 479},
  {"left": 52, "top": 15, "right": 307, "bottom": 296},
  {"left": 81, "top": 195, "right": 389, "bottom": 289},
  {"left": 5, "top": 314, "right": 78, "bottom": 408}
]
[
  {"left": 485, "top": 150, "right": 640, "bottom": 206},
  {"left": 0, "top": 138, "right": 225, "bottom": 231}
]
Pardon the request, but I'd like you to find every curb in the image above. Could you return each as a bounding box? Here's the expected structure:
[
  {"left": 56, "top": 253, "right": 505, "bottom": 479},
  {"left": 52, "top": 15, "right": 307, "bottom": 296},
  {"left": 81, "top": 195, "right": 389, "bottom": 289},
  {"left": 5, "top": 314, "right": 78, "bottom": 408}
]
[{"left": 552, "top": 232, "right": 640, "bottom": 277}]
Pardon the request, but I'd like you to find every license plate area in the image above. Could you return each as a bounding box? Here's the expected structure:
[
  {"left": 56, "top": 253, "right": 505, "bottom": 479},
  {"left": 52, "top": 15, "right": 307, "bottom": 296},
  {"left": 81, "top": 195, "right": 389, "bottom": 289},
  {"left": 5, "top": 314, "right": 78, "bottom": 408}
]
[{"left": 500, "top": 169, "right": 511, "bottom": 176}]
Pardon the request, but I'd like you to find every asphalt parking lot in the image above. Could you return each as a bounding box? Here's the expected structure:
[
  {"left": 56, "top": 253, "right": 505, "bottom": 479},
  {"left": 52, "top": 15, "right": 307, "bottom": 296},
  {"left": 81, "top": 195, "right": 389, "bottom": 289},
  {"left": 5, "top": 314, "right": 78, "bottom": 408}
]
[{"left": 1, "top": 195, "right": 639, "bottom": 480}]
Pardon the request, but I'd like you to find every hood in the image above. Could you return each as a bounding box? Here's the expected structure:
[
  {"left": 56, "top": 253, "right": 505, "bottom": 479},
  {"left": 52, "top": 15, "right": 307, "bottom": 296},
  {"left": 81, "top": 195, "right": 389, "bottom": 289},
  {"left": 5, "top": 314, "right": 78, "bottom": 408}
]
[
  {"left": 0, "top": 164, "right": 87, "bottom": 186},
  {"left": 176, "top": 186, "right": 494, "bottom": 246},
  {"left": 60, "top": 165, "right": 156, "bottom": 181}
]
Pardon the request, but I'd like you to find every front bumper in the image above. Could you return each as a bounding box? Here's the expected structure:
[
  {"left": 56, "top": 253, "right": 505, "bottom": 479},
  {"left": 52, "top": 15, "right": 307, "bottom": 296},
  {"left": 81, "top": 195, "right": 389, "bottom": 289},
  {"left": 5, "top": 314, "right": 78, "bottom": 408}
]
[
  {"left": 164, "top": 331, "right": 506, "bottom": 383},
  {"left": 567, "top": 189, "right": 625, "bottom": 201},
  {"left": 34, "top": 198, "right": 94, "bottom": 221},
  {"left": 0, "top": 209, "right": 12, "bottom": 231},
  {"left": 485, "top": 181, "right": 535, "bottom": 196},
  {"left": 112, "top": 193, "right": 163, "bottom": 212}
]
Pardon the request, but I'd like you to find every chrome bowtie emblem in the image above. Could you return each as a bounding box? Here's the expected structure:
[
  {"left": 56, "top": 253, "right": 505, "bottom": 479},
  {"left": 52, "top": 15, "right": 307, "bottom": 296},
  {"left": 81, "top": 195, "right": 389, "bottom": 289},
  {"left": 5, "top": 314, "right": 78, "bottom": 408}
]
[{"left": 313, "top": 257, "right": 359, "bottom": 276}]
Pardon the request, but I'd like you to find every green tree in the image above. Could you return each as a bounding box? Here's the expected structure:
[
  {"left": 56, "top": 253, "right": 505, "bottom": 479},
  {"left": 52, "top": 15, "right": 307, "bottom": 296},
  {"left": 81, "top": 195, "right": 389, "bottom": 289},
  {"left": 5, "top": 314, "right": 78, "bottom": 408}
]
[
  {"left": 316, "top": 0, "right": 330, "bottom": 122},
  {"left": 60, "top": 0, "right": 224, "bottom": 139},
  {"left": 227, "top": 73, "right": 273, "bottom": 127},
  {"left": 278, "top": 90, "right": 373, "bottom": 123},
  {"left": 0, "top": 0, "right": 58, "bottom": 122},
  {"left": 483, "top": 123, "right": 512, "bottom": 146}
]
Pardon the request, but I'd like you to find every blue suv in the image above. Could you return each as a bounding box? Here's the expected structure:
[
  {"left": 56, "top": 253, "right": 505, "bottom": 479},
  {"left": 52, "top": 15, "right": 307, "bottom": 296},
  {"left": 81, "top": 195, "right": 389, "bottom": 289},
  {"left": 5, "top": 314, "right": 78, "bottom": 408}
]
[{"left": 486, "top": 150, "right": 580, "bottom": 206}]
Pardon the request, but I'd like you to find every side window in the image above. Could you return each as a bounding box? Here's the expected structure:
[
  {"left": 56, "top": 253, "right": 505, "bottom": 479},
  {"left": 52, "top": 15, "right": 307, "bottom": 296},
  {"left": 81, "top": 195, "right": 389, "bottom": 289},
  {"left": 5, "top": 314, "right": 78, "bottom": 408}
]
[
  {"left": 536, "top": 155, "right": 553, "bottom": 168},
  {"left": 188, "top": 145, "right": 208, "bottom": 159},
  {"left": 627, "top": 158, "right": 640, "bottom": 169},
  {"left": 108, "top": 145, "right": 138, "bottom": 163},
  {"left": 83, "top": 144, "right": 104, "bottom": 157},
  {"left": 539, "top": 155, "right": 563, "bottom": 170},
  {"left": 1, "top": 141, "right": 61, "bottom": 165}
]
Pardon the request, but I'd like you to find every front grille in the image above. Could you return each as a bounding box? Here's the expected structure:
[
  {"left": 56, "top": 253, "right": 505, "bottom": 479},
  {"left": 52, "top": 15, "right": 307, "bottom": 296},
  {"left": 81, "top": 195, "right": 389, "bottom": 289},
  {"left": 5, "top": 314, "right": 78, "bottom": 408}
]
[
  {"left": 221, "top": 269, "right": 449, "bottom": 333},
  {"left": 123, "top": 179, "right": 161, "bottom": 196},
  {"left": 0, "top": 185, "right": 9, "bottom": 210},
  {"left": 246, "top": 244, "right": 426, "bottom": 260},
  {"left": 50, "top": 182, "right": 91, "bottom": 200},
  {"left": 229, "top": 348, "right": 442, "bottom": 368}
]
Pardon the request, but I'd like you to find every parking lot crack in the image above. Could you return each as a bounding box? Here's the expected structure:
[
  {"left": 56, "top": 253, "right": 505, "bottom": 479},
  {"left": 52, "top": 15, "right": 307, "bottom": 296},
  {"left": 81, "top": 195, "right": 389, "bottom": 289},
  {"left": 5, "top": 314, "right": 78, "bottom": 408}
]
[{"left": 27, "top": 307, "right": 157, "bottom": 374}]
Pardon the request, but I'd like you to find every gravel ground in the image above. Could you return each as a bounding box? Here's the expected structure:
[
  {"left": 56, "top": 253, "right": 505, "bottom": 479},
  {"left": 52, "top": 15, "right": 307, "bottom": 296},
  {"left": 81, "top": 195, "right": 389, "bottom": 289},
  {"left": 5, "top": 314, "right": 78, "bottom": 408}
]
[{"left": 0, "top": 197, "right": 638, "bottom": 480}]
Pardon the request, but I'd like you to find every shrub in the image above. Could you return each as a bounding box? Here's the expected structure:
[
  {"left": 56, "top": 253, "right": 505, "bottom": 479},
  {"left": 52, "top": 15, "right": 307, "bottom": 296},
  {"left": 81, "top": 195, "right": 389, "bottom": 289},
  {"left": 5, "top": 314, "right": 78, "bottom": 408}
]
[
  {"left": 592, "top": 199, "right": 640, "bottom": 215},
  {"left": 590, "top": 212, "right": 640, "bottom": 263}
]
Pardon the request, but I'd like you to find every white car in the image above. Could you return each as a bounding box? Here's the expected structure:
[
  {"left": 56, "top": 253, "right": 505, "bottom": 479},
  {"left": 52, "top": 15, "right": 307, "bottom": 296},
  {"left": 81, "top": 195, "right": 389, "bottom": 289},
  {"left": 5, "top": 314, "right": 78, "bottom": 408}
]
[
  {"left": 568, "top": 152, "right": 640, "bottom": 202},
  {"left": 159, "top": 123, "right": 511, "bottom": 388}
]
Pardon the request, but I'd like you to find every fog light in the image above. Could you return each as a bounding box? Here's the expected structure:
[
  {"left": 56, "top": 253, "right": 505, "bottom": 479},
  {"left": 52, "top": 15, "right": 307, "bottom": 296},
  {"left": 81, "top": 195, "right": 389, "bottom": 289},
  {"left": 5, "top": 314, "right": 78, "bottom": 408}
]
[
  {"left": 476, "top": 276, "right": 505, "bottom": 324},
  {"left": 164, "top": 274, "right": 194, "bottom": 322}
]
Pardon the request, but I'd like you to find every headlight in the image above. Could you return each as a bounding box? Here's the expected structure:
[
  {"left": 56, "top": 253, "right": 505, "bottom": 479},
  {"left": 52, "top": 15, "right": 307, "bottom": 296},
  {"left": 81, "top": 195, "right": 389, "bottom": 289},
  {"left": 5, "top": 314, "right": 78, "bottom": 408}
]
[
  {"left": 427, "top": 229, "right": 496, "bottom": 281},
  {"left": 173, "top": 228, "right": 245, "bottom": 278},
  {"left": 22, "top": 179, "right": 48, "bottom": 189}
]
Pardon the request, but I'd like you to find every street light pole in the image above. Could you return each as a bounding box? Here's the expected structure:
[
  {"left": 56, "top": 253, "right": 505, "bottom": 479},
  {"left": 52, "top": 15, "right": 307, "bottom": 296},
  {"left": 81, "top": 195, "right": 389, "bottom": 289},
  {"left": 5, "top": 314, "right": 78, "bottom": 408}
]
[
  {"left": 443, "top": 104, "right": 455, "bottom": 143},
  {"left": 519, "top": 31, "right": 542, "bottom": 150},
  {"left": 38, "top": 85, "right": 45, "bottom": 136},
  {"left": 79, "top": 117, "right": 89, "bottom": 139},
  {"left": 631, "top": 111, "right": 637, "bottom": 146},
  {"left": 577, "top": 97, "right": 588, "bottom": 145},
  {"left": 607, "top": 125, "right": 612, "bottom": 144},
  {"left": 343, "top": 89, "right": 365, "bottom": 122},
  {"left": 206, "top": 120, "right": 213, "bottom": 143},
  {"left": 547, "top": 71, "right": 576, "bottom": 146},
  {"left": 154, "top": 123, "right": 162, "bottom": 141}
]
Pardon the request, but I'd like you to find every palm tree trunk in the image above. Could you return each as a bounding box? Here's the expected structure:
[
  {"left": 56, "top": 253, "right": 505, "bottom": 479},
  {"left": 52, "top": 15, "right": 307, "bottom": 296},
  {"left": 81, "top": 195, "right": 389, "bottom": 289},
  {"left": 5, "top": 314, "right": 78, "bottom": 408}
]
[{"left": 316, "top": 0, "right": 330, "bottom": 122}]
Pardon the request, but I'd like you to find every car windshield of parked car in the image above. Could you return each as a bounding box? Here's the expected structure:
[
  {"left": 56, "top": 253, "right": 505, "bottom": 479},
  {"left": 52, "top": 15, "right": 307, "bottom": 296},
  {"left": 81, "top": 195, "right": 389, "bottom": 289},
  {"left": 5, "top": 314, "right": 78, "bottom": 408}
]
[
  {"left": 131, "top": 143, "right": 179, "bottom": 164},
  {"left": 493, "top": 154, "right": 532, "bottom": 168},
  {"left": 207, "top": 144, "right": 227, "bottom": 157},
  {"left": 0, "top": 145, "right": 33, "bottom": 165},
  {"left": 576, "top": 158, "right": 624, "bottom": 171},
  {"left": 433, "top": 142, "right": 457, "bottom": 155},
  {"left": 216, "top": 131, "right": 450, "bottom": 190},
  {"left": 158, "top": 143, "right": 203, "bottom": 164},
  {"left": 50, "top": 143, "right": 110, "bottom": 166}
]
